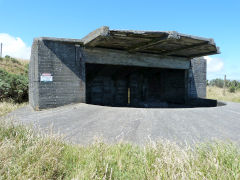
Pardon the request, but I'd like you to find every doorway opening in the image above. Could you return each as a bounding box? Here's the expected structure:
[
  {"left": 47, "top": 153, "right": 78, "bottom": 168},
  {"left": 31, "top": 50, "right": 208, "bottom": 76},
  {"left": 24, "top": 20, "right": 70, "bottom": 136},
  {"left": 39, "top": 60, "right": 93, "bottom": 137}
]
[{"left": 86, "top": 63, "right": 186, "bottom": 108}]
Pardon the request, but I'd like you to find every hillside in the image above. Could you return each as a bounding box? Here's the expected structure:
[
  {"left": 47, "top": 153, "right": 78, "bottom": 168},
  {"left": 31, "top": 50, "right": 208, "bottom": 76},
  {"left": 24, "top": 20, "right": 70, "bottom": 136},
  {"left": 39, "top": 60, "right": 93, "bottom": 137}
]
[
  {"left": 0, "top": 56, "right": 29, "bottom": 103},
  {"left": 0, "top": 56, "right": 29, "bottom": 75}
]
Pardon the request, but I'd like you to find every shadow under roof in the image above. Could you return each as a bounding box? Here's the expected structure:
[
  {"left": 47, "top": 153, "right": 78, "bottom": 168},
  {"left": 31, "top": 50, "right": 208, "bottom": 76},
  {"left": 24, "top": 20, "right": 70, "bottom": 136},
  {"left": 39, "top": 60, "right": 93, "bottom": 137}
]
[{"left": 82, "top": 26, "right": 220, "bottom": 58}]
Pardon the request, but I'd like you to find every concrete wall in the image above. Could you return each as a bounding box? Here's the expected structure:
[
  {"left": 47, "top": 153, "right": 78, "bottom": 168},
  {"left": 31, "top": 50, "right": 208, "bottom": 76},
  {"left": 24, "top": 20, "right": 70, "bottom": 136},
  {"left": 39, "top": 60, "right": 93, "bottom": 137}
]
[
  {"left": 29, "top": 40, "right": 207, "bottom": 109},
  {"left": 188, "top": 57, "right": 207, "bottom": 99},
  {"left": 29, "top": 40, "right": 39, "bottom": 108},
  {"left": 84, "top": 48, "right": 190, "bottom": 69},
  {"left": 29, "top": 39, "right": 85, "bottom": 110}
]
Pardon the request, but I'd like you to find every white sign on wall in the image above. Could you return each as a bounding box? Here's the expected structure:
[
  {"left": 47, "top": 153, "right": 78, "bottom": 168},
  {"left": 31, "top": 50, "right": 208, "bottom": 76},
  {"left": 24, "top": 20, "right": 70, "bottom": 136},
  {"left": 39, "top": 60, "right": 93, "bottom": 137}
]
[{"left": 40, "top": 73, "right": 53, "bottom": 82}]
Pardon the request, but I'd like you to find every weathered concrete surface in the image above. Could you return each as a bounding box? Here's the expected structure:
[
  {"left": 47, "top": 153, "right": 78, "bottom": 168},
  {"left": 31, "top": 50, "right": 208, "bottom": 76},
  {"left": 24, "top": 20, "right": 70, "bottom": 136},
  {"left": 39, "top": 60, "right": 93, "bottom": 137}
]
[
  {"left": 29, "top": 40, "right": 85, "bottom": 110},
  {"left": 6, "top": 102, "right": 240, "bottom": 145},
  {"left": 82, "top": 26, "right": 220, "bottom": 57},
  {"left": 30, "top": 26, "right": 216, "bottom": 110}
]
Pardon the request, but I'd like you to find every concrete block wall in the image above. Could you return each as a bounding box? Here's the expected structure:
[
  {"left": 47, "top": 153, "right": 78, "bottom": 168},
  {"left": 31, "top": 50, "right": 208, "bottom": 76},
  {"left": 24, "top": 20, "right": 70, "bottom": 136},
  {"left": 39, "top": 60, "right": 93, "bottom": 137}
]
[
  {"left": 29, "top": 40, "right": 207, "bottom": 109},
  {"left": 29, "top": 39, "right": 85, "bottom": 110},
  {"left": 188, "top": 57, "right": 207, "bottom": 99},
  {"left": 29, "top": 40, "right": 39, "bottom": 108}
]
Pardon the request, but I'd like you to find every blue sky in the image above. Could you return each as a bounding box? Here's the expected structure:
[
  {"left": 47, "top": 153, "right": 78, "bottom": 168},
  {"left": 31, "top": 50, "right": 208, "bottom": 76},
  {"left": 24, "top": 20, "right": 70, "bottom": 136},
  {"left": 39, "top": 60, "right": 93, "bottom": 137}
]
[{"left": 0, "top": 0, "right": 239, "bottom": 80}]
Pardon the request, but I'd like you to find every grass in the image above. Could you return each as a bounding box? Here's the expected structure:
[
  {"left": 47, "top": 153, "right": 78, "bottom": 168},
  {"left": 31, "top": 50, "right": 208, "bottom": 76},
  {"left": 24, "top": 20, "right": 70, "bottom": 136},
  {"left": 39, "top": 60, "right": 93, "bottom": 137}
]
[
  {"left": 0, "top": 56, "right": 28, "bottom": 76},
  {"left": 207, "top": 86, "right": 240, "bottom": 103},
  {"left": 0, "top": 102, "right": 25, "bottom": 116},
  {"left": 1, "top": 102, "right": 240, "bottom": 179}
]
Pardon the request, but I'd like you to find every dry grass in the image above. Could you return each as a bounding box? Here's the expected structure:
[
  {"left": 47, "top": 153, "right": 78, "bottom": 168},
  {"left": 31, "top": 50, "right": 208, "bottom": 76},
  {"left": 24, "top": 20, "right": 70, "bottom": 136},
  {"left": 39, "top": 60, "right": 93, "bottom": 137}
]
[
  {"left": 16, "top": 58, "right": 29, "bottom": 64},
  {"left": 207, "top": 86, "right": 240, "bottom": 103},
  {"left": 0, "top": 57, "right": 28, "bottom": 75},
  {"left": 1, "top": 119, "right": 240, "bottom": 179},
  {"left": 1, "top": 103, "right": 240, "bottom": 179},
  {"left": 0, "top": 102, "right": 26, "bottom": 116}
]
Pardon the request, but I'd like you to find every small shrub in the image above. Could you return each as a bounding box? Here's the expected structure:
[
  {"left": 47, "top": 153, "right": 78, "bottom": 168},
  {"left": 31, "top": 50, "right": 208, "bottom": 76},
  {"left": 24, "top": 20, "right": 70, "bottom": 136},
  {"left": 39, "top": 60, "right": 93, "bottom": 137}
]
[
  {"left": 209, "top": 78, "right": 224, "bottom": 88},
  {"left": 229, "top": 86, "right": 236, "bottom": 93},
  {"left": 5, "top": 55, "right": 10, "bottom": 59},
  {"left": 0, "top": 69, "right": 28, "bottom": 103}
]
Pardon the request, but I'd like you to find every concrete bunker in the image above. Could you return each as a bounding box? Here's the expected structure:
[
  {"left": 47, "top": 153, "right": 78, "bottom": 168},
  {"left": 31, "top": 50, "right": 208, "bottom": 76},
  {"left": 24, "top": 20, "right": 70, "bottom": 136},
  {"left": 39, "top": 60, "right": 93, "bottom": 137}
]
[{"left": 29, "top": 26, "right": 220, "bottom": 110}]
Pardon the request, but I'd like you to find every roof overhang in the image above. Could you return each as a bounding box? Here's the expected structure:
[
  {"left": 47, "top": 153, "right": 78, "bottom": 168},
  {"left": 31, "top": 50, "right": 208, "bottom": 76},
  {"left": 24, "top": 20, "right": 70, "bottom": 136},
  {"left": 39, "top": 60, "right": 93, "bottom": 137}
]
[
  {"left": 34, "top": 37, "right": 84, "bottom": 45},
  {"left": 82, "top": 26, "right": 220, "bottom": 58}
]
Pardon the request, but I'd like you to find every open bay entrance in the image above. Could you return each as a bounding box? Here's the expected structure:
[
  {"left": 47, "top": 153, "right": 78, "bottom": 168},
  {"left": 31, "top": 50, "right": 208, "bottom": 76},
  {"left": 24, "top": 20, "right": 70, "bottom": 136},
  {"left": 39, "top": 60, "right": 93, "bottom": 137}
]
[{"left": 86, "top": 63, "right": 185, "bottom": 108}]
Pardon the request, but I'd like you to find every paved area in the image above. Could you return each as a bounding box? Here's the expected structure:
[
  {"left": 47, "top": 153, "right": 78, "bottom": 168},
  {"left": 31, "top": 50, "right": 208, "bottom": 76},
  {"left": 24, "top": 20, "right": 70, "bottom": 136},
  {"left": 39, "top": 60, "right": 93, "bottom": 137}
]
[{"left": 5, "top": 102, "right": 240, "bottom": 145}]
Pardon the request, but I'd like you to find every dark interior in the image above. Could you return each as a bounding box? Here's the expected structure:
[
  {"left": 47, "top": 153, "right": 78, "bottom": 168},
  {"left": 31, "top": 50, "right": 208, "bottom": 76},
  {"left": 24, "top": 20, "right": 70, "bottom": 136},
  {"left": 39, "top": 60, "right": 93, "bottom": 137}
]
[{"left": 86, "top": 63, "right": 186, "bottom": 108}]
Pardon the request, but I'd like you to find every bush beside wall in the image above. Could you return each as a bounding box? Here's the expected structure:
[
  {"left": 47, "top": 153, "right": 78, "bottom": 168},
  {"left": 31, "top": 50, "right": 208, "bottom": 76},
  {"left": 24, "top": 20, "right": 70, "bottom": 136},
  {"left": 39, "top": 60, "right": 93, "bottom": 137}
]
[{"left": 0, "top": 56, "right": 28, "bottom": 103}]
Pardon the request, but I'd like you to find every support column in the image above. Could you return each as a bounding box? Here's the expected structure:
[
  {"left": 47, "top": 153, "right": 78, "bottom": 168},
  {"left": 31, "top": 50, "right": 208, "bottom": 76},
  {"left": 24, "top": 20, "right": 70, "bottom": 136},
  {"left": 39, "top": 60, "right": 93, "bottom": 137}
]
[
  {"left": 184, "top": 69, "right": 189, "bottom": 104},
  {"left": 75, "top": 45, "right": 86, "bottom": 103}
]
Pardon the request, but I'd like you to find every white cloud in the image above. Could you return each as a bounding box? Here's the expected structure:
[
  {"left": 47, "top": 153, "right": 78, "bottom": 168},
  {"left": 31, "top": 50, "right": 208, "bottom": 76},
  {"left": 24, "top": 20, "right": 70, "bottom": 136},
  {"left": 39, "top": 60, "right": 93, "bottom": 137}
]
[
  {"left": 204, "top": 56, "right": 224, "bottom": 73},
  {"left": 0, "top": 33, "right": 31, "bottom": 59}
]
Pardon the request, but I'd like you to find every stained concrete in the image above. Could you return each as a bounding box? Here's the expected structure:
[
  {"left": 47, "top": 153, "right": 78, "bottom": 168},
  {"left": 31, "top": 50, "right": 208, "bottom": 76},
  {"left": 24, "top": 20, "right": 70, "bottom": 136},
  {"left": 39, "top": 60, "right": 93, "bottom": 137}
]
[
  {"left": 30, "top": 26, "right": 215, "bottom": 110},
  {"left": 6, "top": 102, "right": 240, "bottom": 145}
]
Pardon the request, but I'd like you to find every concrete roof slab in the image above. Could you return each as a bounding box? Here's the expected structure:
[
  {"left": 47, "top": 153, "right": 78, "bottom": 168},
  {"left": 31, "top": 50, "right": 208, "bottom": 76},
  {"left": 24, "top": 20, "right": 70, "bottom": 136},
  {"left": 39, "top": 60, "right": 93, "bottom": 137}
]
[{"left": 82, "top": 26, "right": 220, "bottom": 58}]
